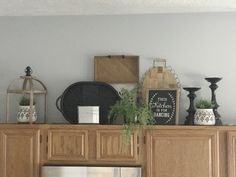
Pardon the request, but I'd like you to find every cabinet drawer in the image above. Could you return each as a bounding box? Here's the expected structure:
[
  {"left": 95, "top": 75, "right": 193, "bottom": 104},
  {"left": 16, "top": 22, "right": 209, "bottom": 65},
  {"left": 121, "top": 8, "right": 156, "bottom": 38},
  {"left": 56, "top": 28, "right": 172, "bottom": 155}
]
[
  {"left": 96, "top": 130, "right": 139, "bottom": 162},
  {"left": 47, "top": 129, "right": 89, "bottom": 161}
]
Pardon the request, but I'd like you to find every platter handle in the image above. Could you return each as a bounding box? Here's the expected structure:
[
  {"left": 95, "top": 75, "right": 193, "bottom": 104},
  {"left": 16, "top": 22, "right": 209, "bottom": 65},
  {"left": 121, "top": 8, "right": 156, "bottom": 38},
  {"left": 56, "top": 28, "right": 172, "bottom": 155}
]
[{"left": 56, "top": 95, "right": 63, "bottom": 113}]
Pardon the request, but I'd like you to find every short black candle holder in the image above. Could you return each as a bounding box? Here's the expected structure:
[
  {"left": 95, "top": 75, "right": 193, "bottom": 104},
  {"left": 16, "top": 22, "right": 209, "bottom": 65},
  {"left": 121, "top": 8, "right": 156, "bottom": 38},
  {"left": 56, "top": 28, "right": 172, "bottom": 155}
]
[
  {"left": 205, "top": 77, "right": 222, "bottom": 125},
  {"left": 183, "top": 87, "right": 201, "bottom": 125}
]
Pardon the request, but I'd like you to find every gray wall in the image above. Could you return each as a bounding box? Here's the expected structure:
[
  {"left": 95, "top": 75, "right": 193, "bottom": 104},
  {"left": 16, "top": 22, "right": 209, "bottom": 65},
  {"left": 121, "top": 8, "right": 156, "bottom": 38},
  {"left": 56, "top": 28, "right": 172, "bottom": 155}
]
[{"left": 0, "top": 13, "right": 236, "bottom": 124}]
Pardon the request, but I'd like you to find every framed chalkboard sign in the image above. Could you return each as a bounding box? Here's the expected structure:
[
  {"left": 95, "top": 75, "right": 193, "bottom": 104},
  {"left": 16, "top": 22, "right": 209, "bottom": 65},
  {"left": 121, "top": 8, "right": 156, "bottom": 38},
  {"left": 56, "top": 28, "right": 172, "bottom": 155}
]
[{"left": 147, "top": 89, "right": 179, "bottom": 125}]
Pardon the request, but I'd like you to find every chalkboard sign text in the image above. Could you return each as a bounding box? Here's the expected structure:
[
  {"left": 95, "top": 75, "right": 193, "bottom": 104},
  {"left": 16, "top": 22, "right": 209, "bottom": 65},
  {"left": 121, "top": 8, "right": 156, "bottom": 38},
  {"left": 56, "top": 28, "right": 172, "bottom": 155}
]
[{"left": 148, "top": 89, "right": 179, "bottom": 125}]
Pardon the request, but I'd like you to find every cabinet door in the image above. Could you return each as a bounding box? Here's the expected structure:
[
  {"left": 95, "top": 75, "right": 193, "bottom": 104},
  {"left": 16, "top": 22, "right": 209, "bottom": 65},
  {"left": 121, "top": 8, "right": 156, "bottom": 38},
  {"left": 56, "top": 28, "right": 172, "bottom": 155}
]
[
  {"left": 228, "top": 131, "right": 236, "bottom": 177},
  {"left": 146, "top": 129, "right": 219, "bottom": 177},
  {"left": 0, "top": 130, "right": 3, "bottom": 176},
  {"left": 96, "top": 130, "right": 139, "bottom": 162},
  {"left": 0, "top": 129, "right": 40, "bottom": 177},
  {"left": 47, "top": 129, "right": 89, "bottom": 161}
]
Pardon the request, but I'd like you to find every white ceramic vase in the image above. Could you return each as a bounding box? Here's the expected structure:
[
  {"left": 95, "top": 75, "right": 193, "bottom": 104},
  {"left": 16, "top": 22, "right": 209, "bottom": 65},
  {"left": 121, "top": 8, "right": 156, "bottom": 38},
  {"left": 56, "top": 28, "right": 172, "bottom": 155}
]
[
  {"left": 194, "top": 109, "right": 215, "bottom": 125},
  {"left": 17, "top": 105, "right": 37, "bottom": 123}
]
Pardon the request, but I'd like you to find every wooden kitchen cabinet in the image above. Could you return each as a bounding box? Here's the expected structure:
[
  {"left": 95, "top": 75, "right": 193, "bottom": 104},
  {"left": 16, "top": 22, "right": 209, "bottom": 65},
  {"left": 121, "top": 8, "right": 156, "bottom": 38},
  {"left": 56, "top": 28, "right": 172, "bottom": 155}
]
[
  {"left": 47, "top": 129, "right": 89, "bottom": 161},
  {"left": 0, "top": 128, "right": 40, "bottom": 177},
  {"left": 3, "top": 124, "right": 236, "bottom": 177},
  {"left": 45, "top": 127, "right": 140, "bottom": 164},
  {"left": 146, "top": 129, "right": 219, "bottom": 177},
  {"left": 96, "top": 130, "right": 139, "bottom": 162}
]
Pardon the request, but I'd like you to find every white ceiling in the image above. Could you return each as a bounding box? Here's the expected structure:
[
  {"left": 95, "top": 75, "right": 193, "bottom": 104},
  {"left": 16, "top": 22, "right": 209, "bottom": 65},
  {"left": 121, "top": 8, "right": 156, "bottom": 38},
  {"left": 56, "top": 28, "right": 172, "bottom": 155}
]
[{"left": 0, "top": 0, "right": 236, "bottom": 16}]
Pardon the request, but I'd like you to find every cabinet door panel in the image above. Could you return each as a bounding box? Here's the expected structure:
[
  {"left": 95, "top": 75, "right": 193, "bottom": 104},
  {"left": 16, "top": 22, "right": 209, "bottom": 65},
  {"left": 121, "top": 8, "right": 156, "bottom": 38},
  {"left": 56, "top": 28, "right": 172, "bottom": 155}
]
[
  {"left": 0, "top": 129, "right": 40, "bottom": 177},
  {"left": 228, "top": 132, "right": 236, "bottom": 177},
  {"left": 0, "top": 131, "right": 2, "bottom": 176},
  {"left": 47, "top": 129, "right": 88, "bottom": 161},
  {"left": 96, "top": 130, "right": 139, "bottom": 162},
  {"left": 146, "top": 130, "right": 219, "bottom": 177}
]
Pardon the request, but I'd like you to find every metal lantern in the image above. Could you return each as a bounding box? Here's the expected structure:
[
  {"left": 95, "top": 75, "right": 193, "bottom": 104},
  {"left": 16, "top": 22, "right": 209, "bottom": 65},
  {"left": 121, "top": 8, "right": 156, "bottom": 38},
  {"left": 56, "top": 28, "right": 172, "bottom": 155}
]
[{"left": 6, "top": 66, "right": 47, "bottom": 124}]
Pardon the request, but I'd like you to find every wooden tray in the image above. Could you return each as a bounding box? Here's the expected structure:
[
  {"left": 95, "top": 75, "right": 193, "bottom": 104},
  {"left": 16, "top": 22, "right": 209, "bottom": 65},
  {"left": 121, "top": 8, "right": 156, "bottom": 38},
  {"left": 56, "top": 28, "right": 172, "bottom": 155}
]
[{"left": 94, "top": 55, "right": 139, "bottom": 83}]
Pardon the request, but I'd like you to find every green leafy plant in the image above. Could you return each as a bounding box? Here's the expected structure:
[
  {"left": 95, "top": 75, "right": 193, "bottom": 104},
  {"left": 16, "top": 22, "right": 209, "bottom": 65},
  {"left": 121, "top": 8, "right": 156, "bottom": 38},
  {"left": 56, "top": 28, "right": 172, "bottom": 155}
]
[
  {"left": 19, "top": 96, "right": 35, "bottom": 106},
  {"left": 195, "top": 99, "right": 214, "bottom": 109},
  {"left": 109, "top": 87, "right": 155, "bottom": 144}
]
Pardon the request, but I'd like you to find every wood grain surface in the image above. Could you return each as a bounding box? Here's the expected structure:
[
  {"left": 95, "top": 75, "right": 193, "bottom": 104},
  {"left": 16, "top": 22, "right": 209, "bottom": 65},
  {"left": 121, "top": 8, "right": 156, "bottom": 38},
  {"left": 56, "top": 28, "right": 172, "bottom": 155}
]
[{"left": 94, "top": 55, "right": 139, "bottom": 83}]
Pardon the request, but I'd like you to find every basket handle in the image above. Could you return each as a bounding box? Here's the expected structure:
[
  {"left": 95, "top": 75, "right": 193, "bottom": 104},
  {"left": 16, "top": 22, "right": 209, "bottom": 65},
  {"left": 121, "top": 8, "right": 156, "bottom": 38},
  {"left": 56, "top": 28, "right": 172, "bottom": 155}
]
[
  {"left": 153, "top": 58, "right": 166, "bottom": 68},
  {"left": 56, "top": 95, "right": 63, "bottom": 113}
]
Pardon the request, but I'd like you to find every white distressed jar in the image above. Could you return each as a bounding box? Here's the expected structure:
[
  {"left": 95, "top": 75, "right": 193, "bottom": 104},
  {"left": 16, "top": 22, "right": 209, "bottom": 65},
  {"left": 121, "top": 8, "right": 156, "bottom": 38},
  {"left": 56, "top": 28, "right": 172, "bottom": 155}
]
[
  {"left": 194, "top": 109, "right": 215, "bottom": 125},
  {"left": 17, "top": 105, "right": 37, "bottom": 123}
]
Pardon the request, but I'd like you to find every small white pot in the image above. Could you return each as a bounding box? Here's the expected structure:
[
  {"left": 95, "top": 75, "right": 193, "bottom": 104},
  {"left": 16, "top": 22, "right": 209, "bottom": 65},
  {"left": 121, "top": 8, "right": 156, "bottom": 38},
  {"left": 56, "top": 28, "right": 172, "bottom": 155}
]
[
  {"left": 17, "top": 105, "right": 37, "bottom": 123},
  {"left": 194, "top": 109, "right": 215, "bottom": 125}
]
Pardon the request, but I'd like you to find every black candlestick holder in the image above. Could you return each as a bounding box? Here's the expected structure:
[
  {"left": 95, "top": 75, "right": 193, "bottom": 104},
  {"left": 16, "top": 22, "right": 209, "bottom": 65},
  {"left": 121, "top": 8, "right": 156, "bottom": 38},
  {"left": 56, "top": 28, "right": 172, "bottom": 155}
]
[
  {"left": 205, "top": 77, "right": 222, "bottom": 125},
  {"left": 183, "top": 87, "right": 201, "bottom": 125}
]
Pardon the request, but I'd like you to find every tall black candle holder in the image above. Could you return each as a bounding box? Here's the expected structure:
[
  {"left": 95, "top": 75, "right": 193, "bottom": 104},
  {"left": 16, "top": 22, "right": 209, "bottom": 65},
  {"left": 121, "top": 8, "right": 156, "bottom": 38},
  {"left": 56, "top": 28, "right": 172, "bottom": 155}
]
[
  {"left": 183, "top": 87, "right": 201, "bottom": 125},
  {"left": 205, "top": 77, "right": 222, "bottom": 125}
]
